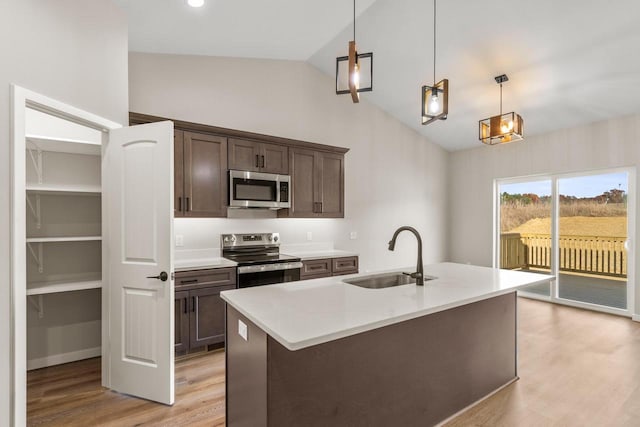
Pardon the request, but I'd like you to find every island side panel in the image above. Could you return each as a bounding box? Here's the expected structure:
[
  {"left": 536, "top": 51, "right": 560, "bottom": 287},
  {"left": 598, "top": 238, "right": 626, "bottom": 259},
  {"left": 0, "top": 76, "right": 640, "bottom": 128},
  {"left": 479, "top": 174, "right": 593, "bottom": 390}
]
[
  {"left": 226, "top": 306, "right": 268, "bottom": 427},
  {"left": 266, "top": 292, "right": 517, "bottom": 427}
]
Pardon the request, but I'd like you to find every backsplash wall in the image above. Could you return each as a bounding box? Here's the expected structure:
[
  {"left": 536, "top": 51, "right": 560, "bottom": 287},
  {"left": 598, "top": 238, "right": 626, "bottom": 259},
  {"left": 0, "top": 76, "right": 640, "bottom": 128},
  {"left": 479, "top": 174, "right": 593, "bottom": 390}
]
[{"left": 129, "top": 53, "right": 449, "bottom": 273}]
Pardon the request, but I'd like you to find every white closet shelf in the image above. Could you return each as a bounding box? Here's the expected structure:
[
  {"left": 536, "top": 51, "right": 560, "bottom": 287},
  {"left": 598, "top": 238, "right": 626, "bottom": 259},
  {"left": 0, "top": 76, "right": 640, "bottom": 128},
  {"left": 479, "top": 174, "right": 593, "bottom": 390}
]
[
  {"left": 26, "top": 236, "right": 102, "bottom": 243},
  {"left": 27, "top": 276, "right": 102, "bottom": 296},
  {"left": 26, "top": 134, "right": 101, "bottom": 156},
  {"left": 26, "top": 184, "right": 101, "bottom": 195}
]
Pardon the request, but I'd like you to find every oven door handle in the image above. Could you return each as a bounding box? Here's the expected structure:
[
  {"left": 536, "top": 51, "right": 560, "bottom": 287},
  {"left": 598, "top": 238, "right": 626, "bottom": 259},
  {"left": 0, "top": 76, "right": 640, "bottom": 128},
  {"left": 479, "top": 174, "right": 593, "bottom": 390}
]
[{"left": 237, "top": 262, "right": 303, "bottom": 274}]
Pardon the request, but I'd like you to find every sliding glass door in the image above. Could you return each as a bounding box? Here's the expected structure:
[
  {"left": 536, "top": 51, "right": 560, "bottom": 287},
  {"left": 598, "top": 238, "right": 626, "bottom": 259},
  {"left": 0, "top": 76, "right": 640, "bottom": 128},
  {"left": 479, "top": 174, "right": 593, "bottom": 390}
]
[
  {"left": 497, "top": 169, "right": 634, "bottom": 315},
  {"left": 557, "top": 172, "right": 629, "bottom": 309},
  {"left": 498, "top": 180, "right": 552, "bottom": 296}
]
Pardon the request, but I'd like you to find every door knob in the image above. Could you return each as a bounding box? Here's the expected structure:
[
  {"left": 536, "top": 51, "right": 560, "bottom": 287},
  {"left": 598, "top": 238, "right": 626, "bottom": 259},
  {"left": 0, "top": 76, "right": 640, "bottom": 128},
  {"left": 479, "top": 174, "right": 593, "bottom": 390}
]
[{"left": 147, "top": 271, "right": 169, "bottom": 281}]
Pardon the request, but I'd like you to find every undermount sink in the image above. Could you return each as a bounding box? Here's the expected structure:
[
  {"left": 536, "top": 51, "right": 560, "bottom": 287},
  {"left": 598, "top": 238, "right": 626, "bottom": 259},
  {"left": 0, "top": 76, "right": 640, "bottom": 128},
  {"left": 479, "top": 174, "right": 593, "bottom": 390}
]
[{"left": 344, "top": 272, "right": 436, "bottom": 289}]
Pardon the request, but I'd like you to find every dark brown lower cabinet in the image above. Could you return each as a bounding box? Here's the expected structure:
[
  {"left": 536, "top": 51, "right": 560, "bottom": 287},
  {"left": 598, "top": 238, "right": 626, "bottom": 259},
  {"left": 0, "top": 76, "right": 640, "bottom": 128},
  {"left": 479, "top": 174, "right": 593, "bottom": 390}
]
[
  {"left": 331, "top": 256, "right": 358, "bottom": 276},
  {"left": 189, "top": 285, "right": 235, "bottom": 348},
  {"left": 174, "top": 290, "right": 190, "bottom": 353},
  {"left": 226, "top": 293, "right": 518, "bottom": 426},
  {"left": 175, "top": 267, "right": 237, "bottom": 354},
  {"left": 300, "top": 258, "right": 332, "bottom": 280},
  {"left": 300, "top": 256, "right": 359, "bottom": 280}
]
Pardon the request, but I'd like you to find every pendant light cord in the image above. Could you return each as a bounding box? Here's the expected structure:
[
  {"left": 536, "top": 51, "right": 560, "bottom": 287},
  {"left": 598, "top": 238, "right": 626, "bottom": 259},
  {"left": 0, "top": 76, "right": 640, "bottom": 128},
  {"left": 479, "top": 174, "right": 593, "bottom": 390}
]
[
  {"left": 433, "top": 0, "right": 437, "bottom": 87},
  {"left": 500, "top": 83, "right": 503, "bottom": 116},
  {"left": 353, "top": 0, "right": 356, "bottom": 41}
]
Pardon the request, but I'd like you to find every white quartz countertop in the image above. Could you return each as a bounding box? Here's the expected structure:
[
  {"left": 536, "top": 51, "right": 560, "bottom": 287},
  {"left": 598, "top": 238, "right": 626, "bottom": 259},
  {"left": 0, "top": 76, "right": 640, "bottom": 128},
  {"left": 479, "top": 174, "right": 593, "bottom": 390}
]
[
  {"left": 174, "top": 257, "right": 237, "bottom": 272},
  {"left": 221, "top": 262, "right": 554, "bottom": 351},
  {"left": 282, "top": 249, "right": 358, "bottom": 261}
]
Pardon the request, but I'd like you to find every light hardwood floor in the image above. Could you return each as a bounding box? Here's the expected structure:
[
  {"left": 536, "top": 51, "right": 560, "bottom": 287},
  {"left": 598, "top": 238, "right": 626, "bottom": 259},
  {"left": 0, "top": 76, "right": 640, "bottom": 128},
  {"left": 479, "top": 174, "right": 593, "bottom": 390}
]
[
  {"left": 27, "top": 352, "right": 226, "bottom": 426},
  {"left": 28, "top": 298, "right": 640, "bottom": 426}
]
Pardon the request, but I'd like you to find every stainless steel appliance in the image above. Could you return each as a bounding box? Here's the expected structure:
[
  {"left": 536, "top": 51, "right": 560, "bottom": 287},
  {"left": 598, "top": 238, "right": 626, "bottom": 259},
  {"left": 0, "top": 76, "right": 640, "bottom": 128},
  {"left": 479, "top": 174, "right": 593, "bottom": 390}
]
[
  {"left": 228, "top": 170, "right": 290, "bottom": 209},
  {"left": 222, "top": 233, "right": 302, "bottom": 288}
]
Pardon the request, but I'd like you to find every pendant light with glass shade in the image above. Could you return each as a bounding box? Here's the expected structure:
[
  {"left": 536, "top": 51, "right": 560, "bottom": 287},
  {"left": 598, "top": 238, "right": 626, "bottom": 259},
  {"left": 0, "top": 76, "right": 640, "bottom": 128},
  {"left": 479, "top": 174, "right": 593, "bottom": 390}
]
[
  {"left": 479, "top": 74, "right": 524, "bottom": 145},
  {"left": 421, "top": 0, "right": 448, "bottom": 125},
  {"left": 336, "top": 0, "right": 373, "bottom": 103}
]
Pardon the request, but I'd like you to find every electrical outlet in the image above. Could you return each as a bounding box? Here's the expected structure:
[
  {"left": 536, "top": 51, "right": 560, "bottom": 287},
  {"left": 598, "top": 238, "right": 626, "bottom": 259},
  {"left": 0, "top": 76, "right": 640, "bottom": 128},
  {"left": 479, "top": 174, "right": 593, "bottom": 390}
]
[
  {"left": 306, "top": 231, "right": 313, "bottom": 241},
  {"left": 175, "top": 235, "right": 184, "bottom": 247},
  {"left": 350, "top": 231, "right": 357, "bottom": 240},
  {"left": 238, "top": 319, "right": 248, "bottom": 341}
]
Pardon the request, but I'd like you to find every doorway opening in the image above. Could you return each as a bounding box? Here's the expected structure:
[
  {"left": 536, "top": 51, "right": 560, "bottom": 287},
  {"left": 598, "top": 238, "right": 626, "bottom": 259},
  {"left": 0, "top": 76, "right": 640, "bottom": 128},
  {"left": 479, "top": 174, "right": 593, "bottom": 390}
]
[{"left": 11, "top": 86, "right": 121, "bottom": 426}]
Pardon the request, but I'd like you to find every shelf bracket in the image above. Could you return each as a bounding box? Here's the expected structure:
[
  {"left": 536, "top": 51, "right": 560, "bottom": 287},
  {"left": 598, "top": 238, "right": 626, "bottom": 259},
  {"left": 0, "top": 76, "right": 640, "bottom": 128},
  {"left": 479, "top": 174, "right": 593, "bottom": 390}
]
[
  {"left": 26, "top": 193, "right": 41, "bottom": 229},
  {"left": 27, "top": 295, "right": 44, "bottom": 319},
  {"left": 26, "top": 142, "right": 43, "bottom": 184},
  {"left": 27, "top": 242, "right": 43, "bottom": 273}
]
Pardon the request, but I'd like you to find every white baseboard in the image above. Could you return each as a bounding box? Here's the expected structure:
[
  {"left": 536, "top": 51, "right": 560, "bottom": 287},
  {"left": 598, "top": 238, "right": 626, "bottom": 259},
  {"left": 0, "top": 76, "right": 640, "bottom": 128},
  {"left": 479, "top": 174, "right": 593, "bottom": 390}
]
[
  {"left": 27, "top": 346, "right": 101, "bottom": 371},
  {"left": 633, "top": 314, "right": 640, "bottom": 322}
]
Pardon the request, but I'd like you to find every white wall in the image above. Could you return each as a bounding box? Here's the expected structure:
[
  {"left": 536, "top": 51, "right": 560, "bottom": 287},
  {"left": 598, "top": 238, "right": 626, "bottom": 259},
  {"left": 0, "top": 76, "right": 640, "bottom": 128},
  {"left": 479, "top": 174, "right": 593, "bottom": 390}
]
[
  {"left": 129, "top": 53, "right": 450, "bottom": 272},
  {"left": 0, "top": 1, "right": 128, "bottom": 424},
  {"left": 448, "top": 113, "right": 640, "bottom": 317}
]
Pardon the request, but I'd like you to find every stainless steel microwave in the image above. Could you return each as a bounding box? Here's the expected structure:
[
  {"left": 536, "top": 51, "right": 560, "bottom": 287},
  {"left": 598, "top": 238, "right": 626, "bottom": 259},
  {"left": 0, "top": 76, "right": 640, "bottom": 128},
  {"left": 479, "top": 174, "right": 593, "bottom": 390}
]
[{"left": 228, "top": 170, "right": 291, "bottom": 209}]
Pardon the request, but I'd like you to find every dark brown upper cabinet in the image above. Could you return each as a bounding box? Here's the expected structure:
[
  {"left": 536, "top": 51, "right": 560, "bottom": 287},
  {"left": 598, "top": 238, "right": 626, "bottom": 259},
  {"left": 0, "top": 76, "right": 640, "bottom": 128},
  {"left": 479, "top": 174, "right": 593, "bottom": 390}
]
[
  {"left": 130, "top": 112, "right": 348, "bottom": 220},
  {"left": 175, "top": 130, "right": 228, "bottom": 218},
  {"left": 174, "top": 131, "right": 185, "bottom": 217},
  {"left": 281, "top": 148, "right": 344, "bottom": 218},
  {"left": 228, "top": 138, "right": 288, "bottom": 175}
]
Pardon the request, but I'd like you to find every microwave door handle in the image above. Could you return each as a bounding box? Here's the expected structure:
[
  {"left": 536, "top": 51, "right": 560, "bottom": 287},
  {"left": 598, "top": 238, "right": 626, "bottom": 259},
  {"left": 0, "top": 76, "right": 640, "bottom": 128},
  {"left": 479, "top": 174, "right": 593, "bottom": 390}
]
[{"left": 256, "top": 154, "right": 260, "bottom": 168}]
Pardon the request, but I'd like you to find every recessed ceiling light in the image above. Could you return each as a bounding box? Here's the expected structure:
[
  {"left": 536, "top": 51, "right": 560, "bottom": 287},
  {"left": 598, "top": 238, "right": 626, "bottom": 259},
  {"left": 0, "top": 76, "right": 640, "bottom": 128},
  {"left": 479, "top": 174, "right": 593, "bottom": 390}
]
[{"left": 187, "top": 0, "right": 205, "bottom": 7}]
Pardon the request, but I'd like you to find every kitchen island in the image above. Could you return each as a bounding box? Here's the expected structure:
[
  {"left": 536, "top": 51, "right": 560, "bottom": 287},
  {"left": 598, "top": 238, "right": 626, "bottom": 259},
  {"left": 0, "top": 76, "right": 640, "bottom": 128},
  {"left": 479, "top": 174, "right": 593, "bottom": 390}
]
[{"left": 221, "top": 262, "right": 553, "bottom": 426}]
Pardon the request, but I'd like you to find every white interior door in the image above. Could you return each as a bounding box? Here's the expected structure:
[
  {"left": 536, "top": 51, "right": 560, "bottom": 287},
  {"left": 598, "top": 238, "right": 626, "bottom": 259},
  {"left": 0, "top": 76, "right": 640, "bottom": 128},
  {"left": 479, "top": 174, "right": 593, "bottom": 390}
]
[{"left": 105, "top": 121, "right": 174, "bottom": 404}]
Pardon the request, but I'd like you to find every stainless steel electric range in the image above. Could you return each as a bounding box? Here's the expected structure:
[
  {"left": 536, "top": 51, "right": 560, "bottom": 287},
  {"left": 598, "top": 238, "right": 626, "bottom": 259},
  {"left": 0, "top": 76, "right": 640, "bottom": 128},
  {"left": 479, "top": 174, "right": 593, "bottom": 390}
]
[{"left": 221, "top": 233, "right": 302, "bottom": 288}]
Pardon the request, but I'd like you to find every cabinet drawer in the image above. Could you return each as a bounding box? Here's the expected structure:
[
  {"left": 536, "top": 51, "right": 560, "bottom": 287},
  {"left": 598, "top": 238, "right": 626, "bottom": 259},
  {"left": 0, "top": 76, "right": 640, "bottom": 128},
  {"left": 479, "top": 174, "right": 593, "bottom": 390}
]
[
  {"left": 175, "top": 267, "right": 236, "bottom": 290},
  {"left": 300, "top": 259, "right": 332, "bottom": 279},
  {"left": 332, "top": 256, "right": 359, "bottom": 276}
]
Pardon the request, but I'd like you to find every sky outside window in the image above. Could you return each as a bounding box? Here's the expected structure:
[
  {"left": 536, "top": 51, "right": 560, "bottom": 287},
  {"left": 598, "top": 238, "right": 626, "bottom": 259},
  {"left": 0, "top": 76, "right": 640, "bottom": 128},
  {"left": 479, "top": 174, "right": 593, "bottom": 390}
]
[{"left": 501, "top": 172, "right": 628, "bottom": 197}]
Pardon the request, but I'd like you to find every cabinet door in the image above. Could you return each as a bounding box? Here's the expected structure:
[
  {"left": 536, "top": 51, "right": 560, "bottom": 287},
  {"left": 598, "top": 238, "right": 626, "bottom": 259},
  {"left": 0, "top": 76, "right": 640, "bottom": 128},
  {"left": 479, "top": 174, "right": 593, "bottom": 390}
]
[
  {"left": 184, "top": 132, "right": 228, "bottom": 217},
  {"left": 261, "top": 143, "right": 289, "bottom": 175},
  {"left": 228, "top": 138, "right": 260, "bottom": 172},
  {"left": 175, "top": 290, "right": 190, "bottom": 353},
  {"left": 174, "top": 130, "right": 185, "bottom": 217},
  {"left": 317, "top": 152, "right": 344, "bottom": 218},
  {"left": 287, "top": 148, "right": 317, "bottom": 217},
  {"left": 189, "top": 285, "right": 236, "bottom": 348}
]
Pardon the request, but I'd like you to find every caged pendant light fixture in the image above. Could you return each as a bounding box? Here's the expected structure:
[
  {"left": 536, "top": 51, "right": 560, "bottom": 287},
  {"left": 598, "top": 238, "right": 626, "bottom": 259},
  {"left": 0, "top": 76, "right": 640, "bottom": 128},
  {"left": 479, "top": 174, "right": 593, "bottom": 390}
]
[
  {"left": 421, "top": 0, "right": 448, "bottom": 125},
  {"left": 336, "top": 0, "right": 373, "bottom": 103},
  {"left": 479, "top": 74, "right": 524, "bottom": 145}
]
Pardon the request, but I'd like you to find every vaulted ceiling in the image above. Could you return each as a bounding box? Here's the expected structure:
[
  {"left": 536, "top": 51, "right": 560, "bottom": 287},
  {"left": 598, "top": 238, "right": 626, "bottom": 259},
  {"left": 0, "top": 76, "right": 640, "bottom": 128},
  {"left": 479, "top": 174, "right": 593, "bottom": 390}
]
[{"left": 115, "top": 0, "right": 640, "bottom": 151}]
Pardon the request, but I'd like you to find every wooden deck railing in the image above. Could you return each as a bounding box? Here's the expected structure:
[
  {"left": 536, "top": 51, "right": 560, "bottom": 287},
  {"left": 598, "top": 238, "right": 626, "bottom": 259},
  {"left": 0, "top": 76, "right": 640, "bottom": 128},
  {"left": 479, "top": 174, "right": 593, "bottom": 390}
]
[{"left": 500, "top": 233, "right": 627, "bottom": 277}]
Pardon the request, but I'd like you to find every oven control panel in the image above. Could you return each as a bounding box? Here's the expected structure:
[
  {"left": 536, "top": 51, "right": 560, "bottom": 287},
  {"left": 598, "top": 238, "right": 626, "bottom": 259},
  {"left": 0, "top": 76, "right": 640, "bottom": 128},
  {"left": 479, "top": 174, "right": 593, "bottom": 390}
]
[{"left": 221, "top": 233, "right": 280, "bottom": 248}]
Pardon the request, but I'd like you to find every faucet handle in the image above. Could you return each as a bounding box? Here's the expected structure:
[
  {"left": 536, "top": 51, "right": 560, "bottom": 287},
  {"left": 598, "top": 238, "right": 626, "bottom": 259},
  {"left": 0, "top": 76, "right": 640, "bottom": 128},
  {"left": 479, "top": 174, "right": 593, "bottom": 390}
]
[{"left": 403, "top": 271, "right": 422, "bottom": 279}]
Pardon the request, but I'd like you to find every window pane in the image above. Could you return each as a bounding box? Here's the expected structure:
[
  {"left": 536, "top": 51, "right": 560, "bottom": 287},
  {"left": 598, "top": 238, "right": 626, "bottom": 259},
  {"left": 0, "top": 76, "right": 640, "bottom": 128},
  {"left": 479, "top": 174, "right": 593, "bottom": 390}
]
[
  {"left": 557, "top": 172, "right": 628, "bottom": 309},
  {"left": 499, "top": 180, "right": 552, "bottom": 296}
]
